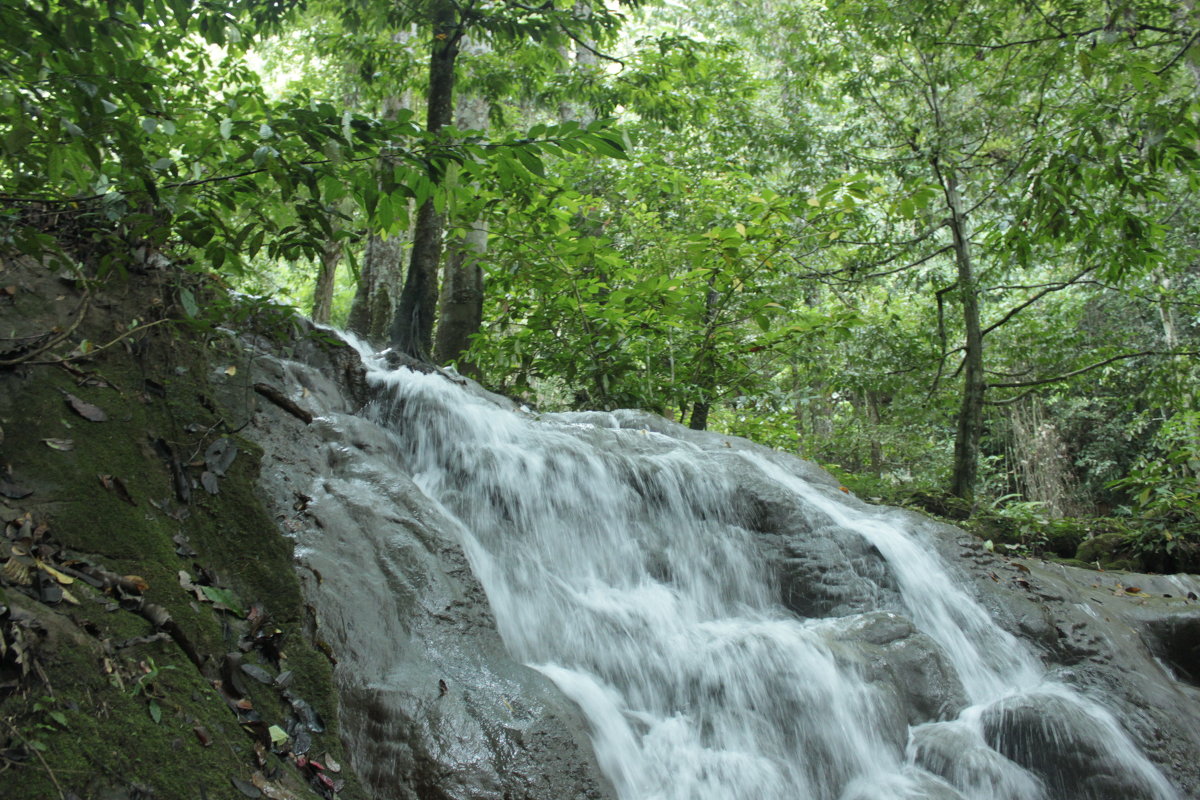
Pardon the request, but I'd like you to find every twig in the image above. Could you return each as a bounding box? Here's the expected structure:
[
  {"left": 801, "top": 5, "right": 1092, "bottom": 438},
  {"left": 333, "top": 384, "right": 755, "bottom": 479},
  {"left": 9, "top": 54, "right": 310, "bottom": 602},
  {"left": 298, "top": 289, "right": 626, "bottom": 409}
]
[
  {"left": 2, "top": 719, "right": 66, "bottom": 800},
  {"left": 0, "top": 293, "right": 92, "bottom": 368},
  {"left": 22, "top": 317, "right": 174, "bottom": 367},
  {"left": 253, "top": 383, "right": 314, "bottom": 424}
]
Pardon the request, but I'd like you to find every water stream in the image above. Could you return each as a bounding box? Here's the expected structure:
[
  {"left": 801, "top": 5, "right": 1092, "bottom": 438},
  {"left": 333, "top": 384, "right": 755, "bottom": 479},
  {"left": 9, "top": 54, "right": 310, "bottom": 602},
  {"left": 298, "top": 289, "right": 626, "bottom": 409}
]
[{"left": 361, "top": 364, "right": 1179, "bottom": 800}]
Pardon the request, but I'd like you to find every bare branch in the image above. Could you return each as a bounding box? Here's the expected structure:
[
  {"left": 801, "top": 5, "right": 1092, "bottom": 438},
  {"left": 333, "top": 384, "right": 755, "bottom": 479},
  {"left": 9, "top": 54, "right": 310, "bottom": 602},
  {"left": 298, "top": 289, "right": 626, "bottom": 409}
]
[{"left": 988, "top": 349, "right": 1200, "bottom": 390}]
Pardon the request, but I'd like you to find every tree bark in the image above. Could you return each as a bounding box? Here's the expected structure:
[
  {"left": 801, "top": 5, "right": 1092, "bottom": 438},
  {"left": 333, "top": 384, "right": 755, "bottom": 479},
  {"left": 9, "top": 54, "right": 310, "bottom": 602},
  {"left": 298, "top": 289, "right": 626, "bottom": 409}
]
[
  {"left": 435, "top": 220, "right": 486, "bottom": 374},
  {"left": 688, "top": 284, "right": 720, "bottom": 431},
  {"left": 311, "top": 237, "right": 340, "bottom": 325},
  {"left": 347, "top": 30, "right": 414, "bottom": 345},
  {"left": 390, "top": 1, "right": 461, "bottom": 359},
  {"left": 435, "top": 41, "right": 490, "bottom": 374},
  {"left": 348, "top": 235, "right": 405, "bottom": 343},
  {"left": 557, "top": 1, "right": 597, "bottom": 124},
  {"left": 940, "top": 162, "right": 986, "bottom": 501}
]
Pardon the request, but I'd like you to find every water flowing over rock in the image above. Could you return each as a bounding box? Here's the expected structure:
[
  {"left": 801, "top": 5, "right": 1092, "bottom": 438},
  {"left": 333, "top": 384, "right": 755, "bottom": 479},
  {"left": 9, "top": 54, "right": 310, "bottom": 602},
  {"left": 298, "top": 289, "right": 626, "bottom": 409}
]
[{"left": 237, "top": 334, "right": 1200, "bottom": 800}]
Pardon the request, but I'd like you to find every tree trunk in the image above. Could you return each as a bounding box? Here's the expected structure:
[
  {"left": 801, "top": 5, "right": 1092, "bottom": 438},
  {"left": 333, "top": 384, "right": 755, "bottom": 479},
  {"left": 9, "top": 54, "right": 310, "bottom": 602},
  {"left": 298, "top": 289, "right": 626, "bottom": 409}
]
[
  {"left": 311, "top": 238, "right": 340, "bottom": 325},
  {"left": 941, "top": 163, "right": 986, "bottom": 501},
  {"left": 435, "top": 41, "right": 490, "bottom": 374},
  {"left": 390, "top": 1, "right": 460, "bottom": 359},
  {"left": 558, "top": 1, "right": 597, "bottom": 124},
  {"left": 689, "top": 284, "right": 720, "bottom": 431},
  {"left": 347, "top": 30, "right": 415, "bottom": 345},
  {"left": 435, "top": 220, "right": 486, "bottom": 374},
  {"left": 348, "top": 234, "right": 405, "bottom": 344}
]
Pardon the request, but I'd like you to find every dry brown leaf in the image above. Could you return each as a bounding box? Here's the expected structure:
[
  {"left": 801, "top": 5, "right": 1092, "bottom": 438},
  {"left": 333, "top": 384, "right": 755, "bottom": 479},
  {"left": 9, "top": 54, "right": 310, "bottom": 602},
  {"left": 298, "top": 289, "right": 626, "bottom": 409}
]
[
  {"left": 98, "top": 474, "right": 136, "bottom": 505},
  {"left": 122, "top": 574, "right": 149, "bottom": 592},
  {"left": 64, "top": 392, "right": 108, "bottom": 422}
]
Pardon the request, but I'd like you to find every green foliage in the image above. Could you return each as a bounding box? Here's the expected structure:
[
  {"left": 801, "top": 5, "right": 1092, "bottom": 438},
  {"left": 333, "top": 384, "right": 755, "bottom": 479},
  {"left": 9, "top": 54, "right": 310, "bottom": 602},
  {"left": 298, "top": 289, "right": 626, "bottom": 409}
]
[{"left": 1108, "top": 411, "right": 1200, "bottom": 569}]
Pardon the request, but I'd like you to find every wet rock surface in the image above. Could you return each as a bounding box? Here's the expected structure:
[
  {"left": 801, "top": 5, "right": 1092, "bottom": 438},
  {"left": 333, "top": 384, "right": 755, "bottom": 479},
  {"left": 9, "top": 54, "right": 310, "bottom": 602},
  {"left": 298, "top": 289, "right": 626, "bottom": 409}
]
[
  {"left": 904, "top": 511, "right": 1200, "bottom": 798},
  {"left": 231, "top": 336, "right": 1200, "bottom": 800},
  {"left": 237, "top": 343, "right": 614, "bottom": 800}
]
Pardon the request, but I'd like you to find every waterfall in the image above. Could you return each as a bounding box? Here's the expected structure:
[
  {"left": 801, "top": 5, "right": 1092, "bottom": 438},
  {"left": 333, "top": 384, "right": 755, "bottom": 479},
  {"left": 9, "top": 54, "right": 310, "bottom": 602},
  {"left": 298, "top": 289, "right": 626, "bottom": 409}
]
[{"left": 357, "top": 364, "right": 1180, "bottom": 800}]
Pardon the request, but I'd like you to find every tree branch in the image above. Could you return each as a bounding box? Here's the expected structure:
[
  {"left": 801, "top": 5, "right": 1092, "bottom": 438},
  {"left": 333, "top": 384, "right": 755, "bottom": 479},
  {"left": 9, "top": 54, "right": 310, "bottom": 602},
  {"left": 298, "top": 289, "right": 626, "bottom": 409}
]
[
  {"left": 988, "top": 349, "right": 1200, "bottom": 389},
  {"left": 981, "top": 265, "right": 1095, "bottom": 338}
]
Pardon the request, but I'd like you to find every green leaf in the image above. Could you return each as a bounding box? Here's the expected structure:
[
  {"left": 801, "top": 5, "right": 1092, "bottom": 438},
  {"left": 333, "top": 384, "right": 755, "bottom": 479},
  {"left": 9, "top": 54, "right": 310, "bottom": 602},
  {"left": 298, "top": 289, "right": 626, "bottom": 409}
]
[
  {"left": 179, "top": 288, "right": 199, "bottom": 318},
  {"left": 268, "top": 725, "right": 288, "bottom": 745},
  {"left": 148, "top": 700, "right": 161, "bottom": 724},
  {"left": 141, "top": 118, "right": 158, "bottom": 135},
  {"left": 219, "top": 118, "right": 233, "bottom": 140},
  {"left": 200, "top": 585, "right": 244, "bottom": 616}
]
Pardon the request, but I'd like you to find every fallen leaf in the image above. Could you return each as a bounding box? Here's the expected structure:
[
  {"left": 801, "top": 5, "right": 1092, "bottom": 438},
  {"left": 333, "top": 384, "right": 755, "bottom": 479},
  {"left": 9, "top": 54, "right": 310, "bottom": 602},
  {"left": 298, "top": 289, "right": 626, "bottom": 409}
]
[
  {"left": 324, "top": 753, "right": 341, "bottom": 773},
  {"left": 41, "top": 438, "right": 74, "bottom": 451},
  {"left": 230, "top": 776, "right": 263, "bottom": 798},
  {"left": 200, "top": 585, "right": 245, "bottom": 616},
  {"left": 98, "top": 474, "right": 137, "bottom": 505},
  {"left": 60, "top": 588, "right": 79, "bottom": 605},
  {"left": 268, "top": 725, "right": 289, "bottom": 746},
  {"left": 36, "top": 570, "right": 63, "bottom": 604},
  {"left": 122, "top": 575, "right": 150, "bottom": 592},
  {"left": 1011, "top": 562, "right": 1031, "bottom": 574},
  {"left": 200, "top": 471, "right": 220, "bottom": 495},
  {"left": 204, "top": 437, "right": 237, "bottom": 476},
  {"left": 64, "top": 393, "right": 107, "bottom": 422},
  {"left": 250, "top": 772, "right": 302, "bottom": 800},
  {"left": 2, "top": 556, "right": 33, "bottom": 585},
  {"left": 194, "top": 725, "right": 212, "bottom": 747},
  {"left": 0, "top": 478, "right": 33, "bottom": 499},
  {"left": 224, "top": 366, "right": 237, "bottom": 377},
  {"left": 172, "top": 532, "right": 196, "bottom": 557},
  {"left": 1125, "top": 585, "right": 1142, "bottom": 594},
  {"left": 285, "top": 692, "right": 325, "bottom": 732},
  {"left": 241, "top": 664, "right": 274, "bottom": 684},
  {"left": 37, "top": 561, "right": 75, "bottom": 584}
]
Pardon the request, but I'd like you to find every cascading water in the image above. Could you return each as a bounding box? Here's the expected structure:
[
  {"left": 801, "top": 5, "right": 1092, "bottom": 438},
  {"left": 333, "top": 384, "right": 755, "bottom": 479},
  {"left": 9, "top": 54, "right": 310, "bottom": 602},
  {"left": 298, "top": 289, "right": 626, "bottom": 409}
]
[{"left": 357, "top": 364, "right": 1180, "bottom": 800}]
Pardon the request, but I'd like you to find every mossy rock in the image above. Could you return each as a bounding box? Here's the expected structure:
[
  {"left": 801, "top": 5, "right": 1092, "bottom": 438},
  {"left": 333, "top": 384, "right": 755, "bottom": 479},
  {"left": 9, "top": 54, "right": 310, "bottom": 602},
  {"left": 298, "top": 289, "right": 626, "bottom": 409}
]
[
  {"left": 1075, "top": 532, "right": 1133, "bottom": 569},
  {"left": 907, "top": 490, "right": 972, "bottom": 521},
  {"left": 0, "top": 256, "right": 365, "bottom": 800}
]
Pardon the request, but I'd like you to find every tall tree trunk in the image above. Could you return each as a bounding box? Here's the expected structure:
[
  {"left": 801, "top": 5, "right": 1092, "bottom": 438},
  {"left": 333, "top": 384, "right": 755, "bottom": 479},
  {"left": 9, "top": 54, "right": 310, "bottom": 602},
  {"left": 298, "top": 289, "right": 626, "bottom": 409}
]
[
  {"left": 347, "top": 32, "right": 414, "bottom": 345},
  {"left": 940, "top": 161, "right": 986, "bottom": 501},
  {"left": 435, "top": 40, "right": 490, "bottom": 374},
  {"left": 689, "top": 283, "right": 720, "bottom": 431},
  {"left": 558, "top": 1, "right": 597, "bottom": 124},
  {"left": 348, "top": 235, "right": 405, "bottom": 343},
  {"left": 435, "top": 220, "right": 486, "bottom": 374},
  {"left": 390, "top": 2, "right": 460, "bottom": 358},
  {"left": 311, "top": 237, "right": 340, "bottom": 325}
]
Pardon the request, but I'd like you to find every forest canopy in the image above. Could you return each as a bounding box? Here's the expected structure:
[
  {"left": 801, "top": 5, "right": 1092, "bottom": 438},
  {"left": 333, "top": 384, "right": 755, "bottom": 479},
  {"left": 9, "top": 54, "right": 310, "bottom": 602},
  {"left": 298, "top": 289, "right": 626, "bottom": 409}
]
[{"left": 3, "top": 0, "right": 1199, "bottom": 569}]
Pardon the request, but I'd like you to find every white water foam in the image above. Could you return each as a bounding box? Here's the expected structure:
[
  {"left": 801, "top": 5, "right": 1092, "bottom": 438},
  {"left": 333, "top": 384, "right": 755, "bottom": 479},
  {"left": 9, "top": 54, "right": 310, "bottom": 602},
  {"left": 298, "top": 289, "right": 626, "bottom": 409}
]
[{"left": 361, "top": 366, "right": 1178, "bottom": 800}]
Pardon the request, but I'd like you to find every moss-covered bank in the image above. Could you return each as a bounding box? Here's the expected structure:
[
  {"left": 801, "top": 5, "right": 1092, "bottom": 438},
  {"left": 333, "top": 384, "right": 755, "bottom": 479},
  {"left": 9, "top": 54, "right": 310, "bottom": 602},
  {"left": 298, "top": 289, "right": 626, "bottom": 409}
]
[{"left": 0, "top": 253, "right": 367, "bottom": 800}]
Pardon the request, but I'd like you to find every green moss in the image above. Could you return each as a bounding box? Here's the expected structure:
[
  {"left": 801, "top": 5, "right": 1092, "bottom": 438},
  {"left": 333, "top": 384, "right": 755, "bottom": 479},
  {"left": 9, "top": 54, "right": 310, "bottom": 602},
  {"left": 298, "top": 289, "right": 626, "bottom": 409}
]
[
  {"left": 1076, "top": 532, "right": 1130, "bottom": 567},
  {"left": 0, "top": 263, "right": 365, "bottom": 800}
]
